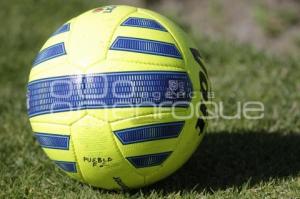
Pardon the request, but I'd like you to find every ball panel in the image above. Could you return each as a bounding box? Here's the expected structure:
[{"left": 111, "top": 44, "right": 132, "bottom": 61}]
[
  {"left": 31, "top": 121, "right": 70, "bottom": 136},
  {"left": 86, "top": 59, "right": 186, "bottom": 75},
  {"left": 29, "top": 20, "right": 80, "bottom": 82},
  {"left": 29, "top": 110, "right": 87, "bottom": 125},
  {"left": 87, "top": 107, "right": 181, "bottom": 122},
  {"left": 107, "top": 11, "right": 184, "bottom": 68},
  {"left": 29, "top": 62, "right": 84, "bottom": 84},
  {"left": 30, "top": 122, "right": 75, "bottom": 162},
  {"left": 102, "top": 166, "right": 144, "bottom": 189},
  {"left": 30, "top": 122, "right": 83, "bottom": 181},
  {"left": 144, "top": 116, "right": 203, "bottom": 185},
  {"left": 29, "top": 45, "right": 74, "bottom": 83},
  {"left": 110, "top": 113, "right": 184, "bottom": 176},
  {"left": 70, "top": 115, "right": 144, "bottom": 189},
  {"left": 67, "top": 6, "right": 137, "bottom": 67}
]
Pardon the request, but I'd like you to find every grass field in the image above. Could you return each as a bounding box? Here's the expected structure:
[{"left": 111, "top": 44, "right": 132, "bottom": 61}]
[{"left": 1, "top": 1, "right": 300, "bottom": 198}]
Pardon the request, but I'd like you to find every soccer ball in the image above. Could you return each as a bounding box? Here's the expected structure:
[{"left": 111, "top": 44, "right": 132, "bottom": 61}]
[{"left": 27, "top": 5, "right": 210, "bottom": 189}]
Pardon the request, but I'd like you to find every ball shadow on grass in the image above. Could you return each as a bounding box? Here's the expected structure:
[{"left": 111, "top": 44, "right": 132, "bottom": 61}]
[{"left": 140, "top": 131, "right": 300, "bottom": 193}]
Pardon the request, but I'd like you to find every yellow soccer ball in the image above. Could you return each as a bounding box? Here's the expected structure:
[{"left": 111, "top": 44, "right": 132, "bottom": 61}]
[{"left": 27, "top": 5, "right": 210, "bottom": 189}]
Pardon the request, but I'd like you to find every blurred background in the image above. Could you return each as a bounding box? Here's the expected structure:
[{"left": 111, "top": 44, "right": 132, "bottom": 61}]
[
  {"left": 0, "top": 0, "right": 299, "bottom": 198},
  {"left": 123, "top": 0, "right": 300, "bottom": 56}
]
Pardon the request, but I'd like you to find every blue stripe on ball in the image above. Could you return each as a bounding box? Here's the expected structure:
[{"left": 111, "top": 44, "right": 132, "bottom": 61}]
[
  {"left": 110, "top": 37, "right": 182, "bottom": 59},
  {"left": 114, "top": 121, "right": 184, "bottom": 145},
  {"left": 54, "top": 161, "right": 77, "bottom": 172},
  {"left": 35, "top": 133, "right": 70, "bottom": 150},
  {"left": 126, "top": 151, "right": 172, "bottom": 168},
  {"left": 32, "top": 42, "right": 66, "bottom": 67},
  {"left": 27, "top": 71, "right": 193, "bottom": 117},
  {"left": 121, "top": 17, "right": 167, "bottom": 31},
  {"left": 52, "top": 23, "right": 70, "bottom": 36}
]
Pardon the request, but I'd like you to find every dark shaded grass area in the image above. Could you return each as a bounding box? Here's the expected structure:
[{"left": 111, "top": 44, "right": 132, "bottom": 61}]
[
  {"left": 147, "top": 131, "right": 300, "bottom": 193},
  {"left": 1, "top": 0, "right": 300, "bottom": 198}
]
